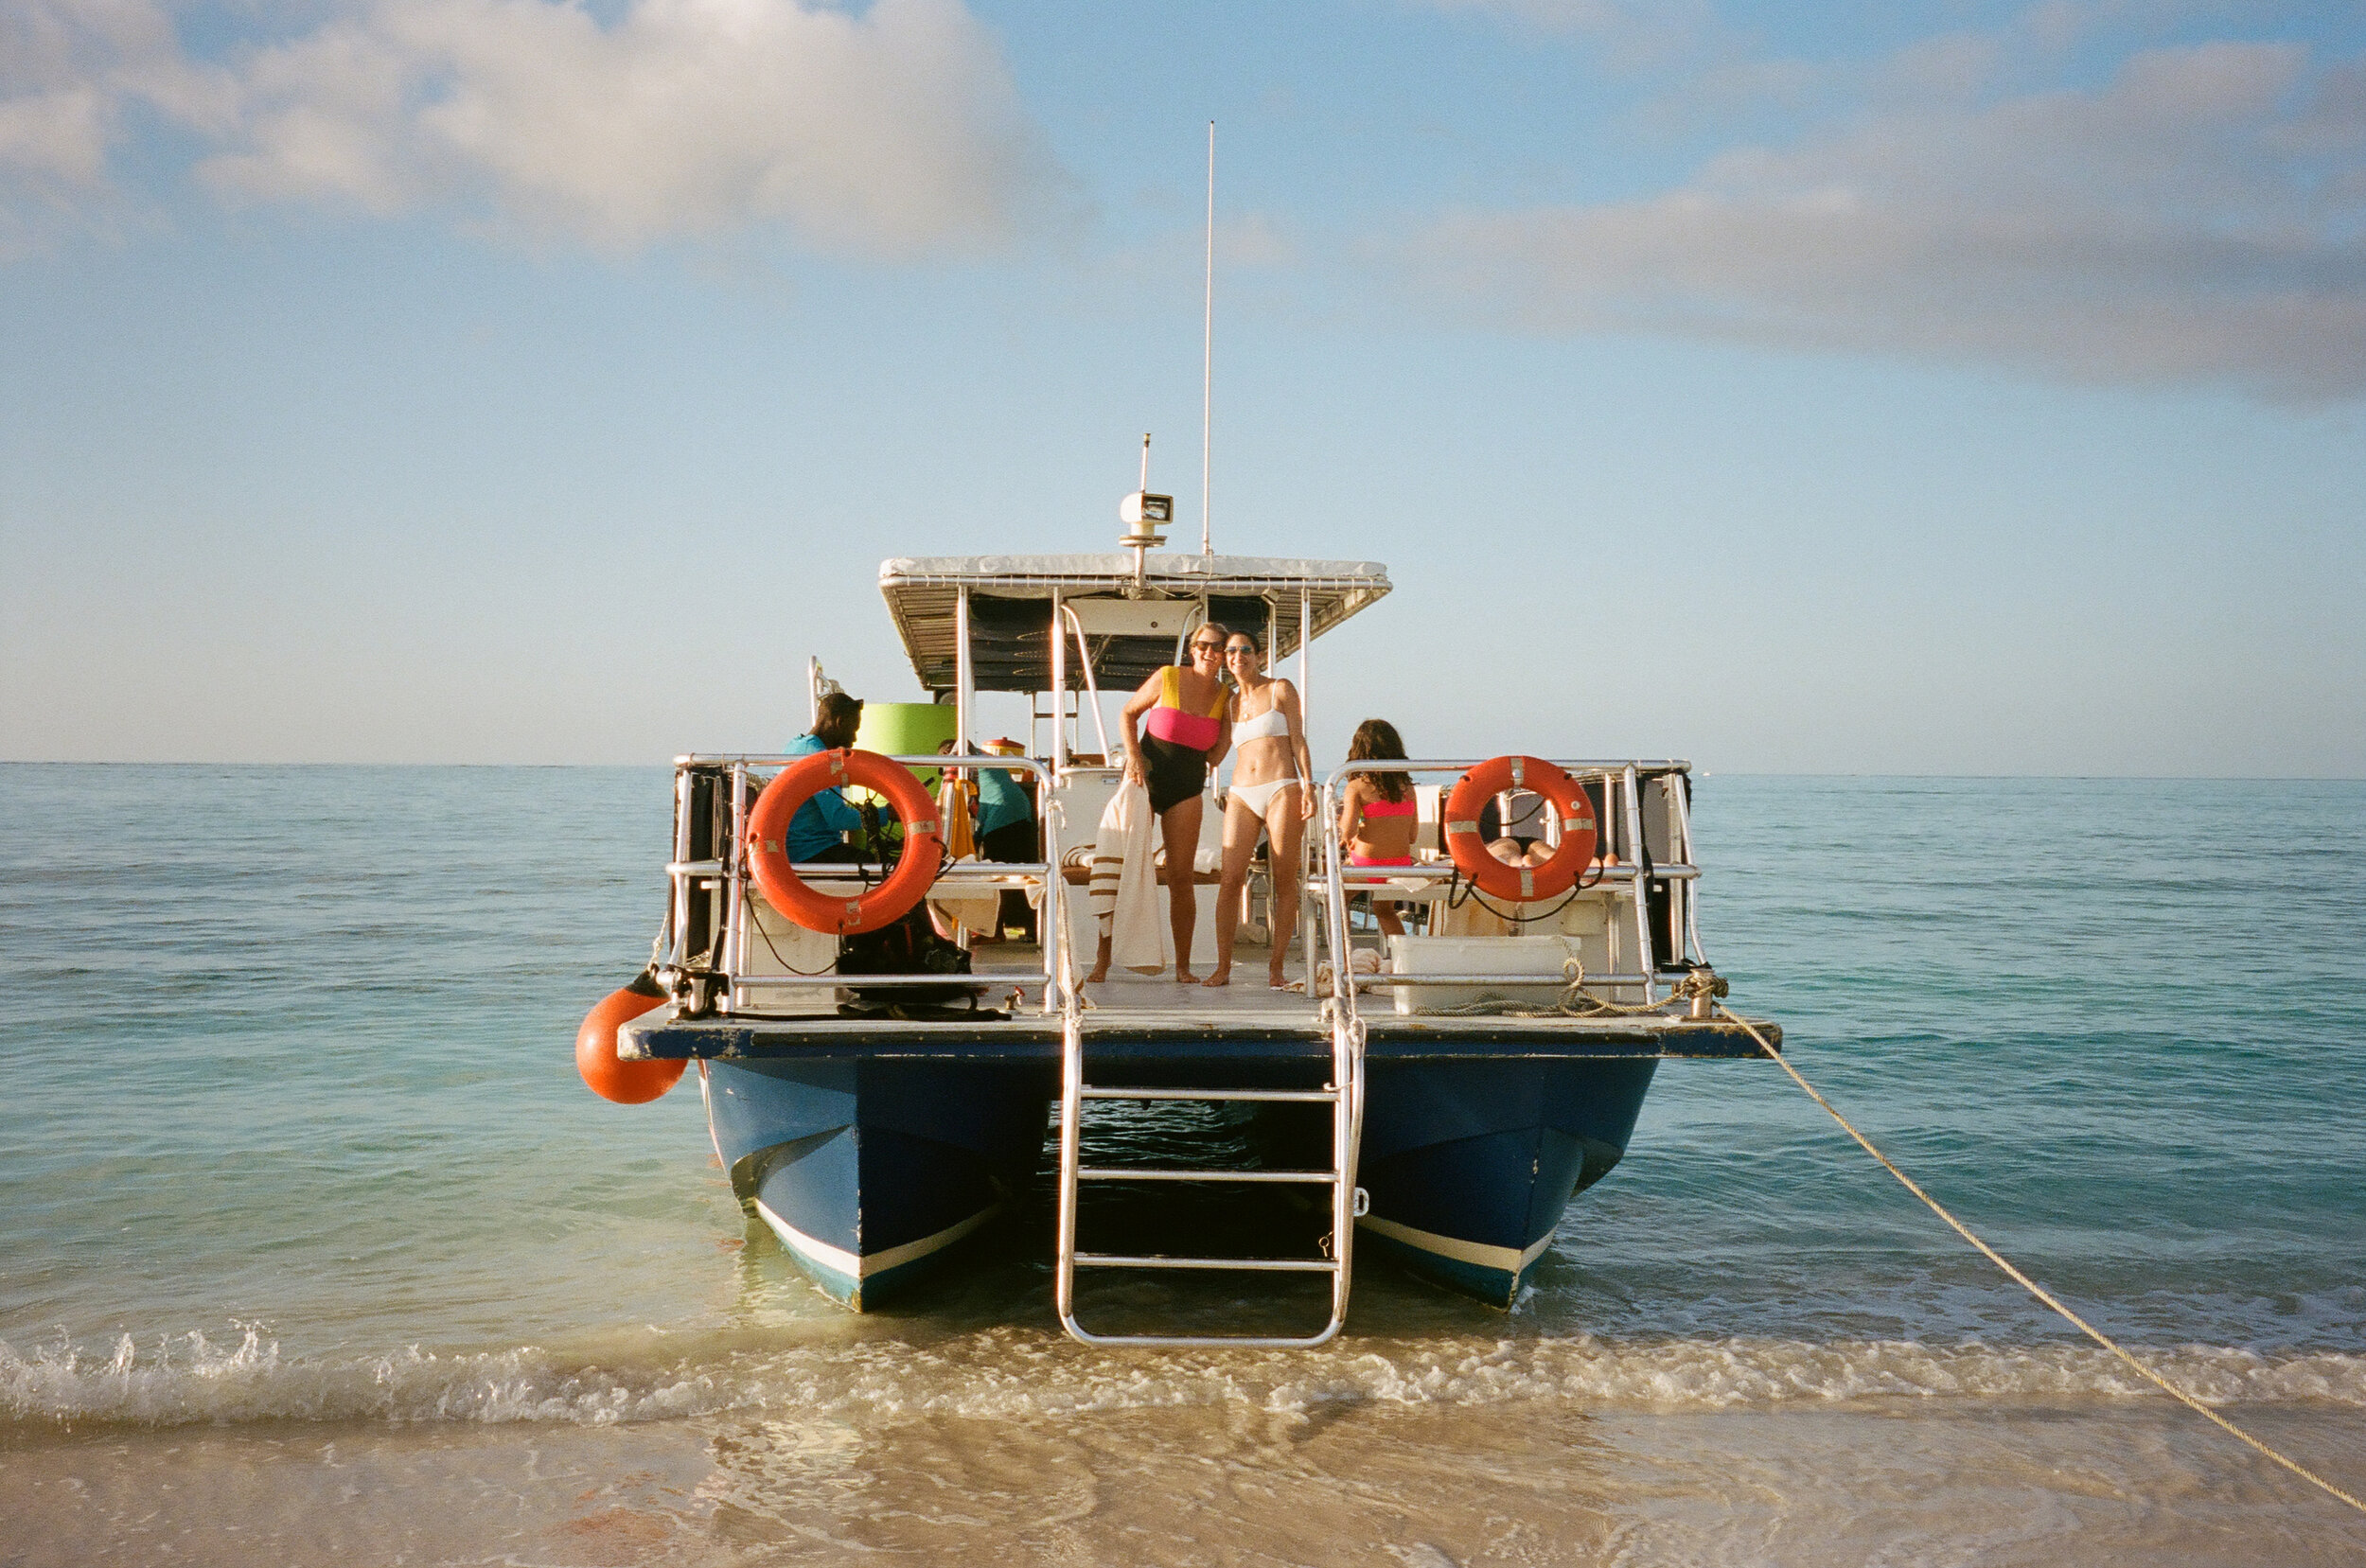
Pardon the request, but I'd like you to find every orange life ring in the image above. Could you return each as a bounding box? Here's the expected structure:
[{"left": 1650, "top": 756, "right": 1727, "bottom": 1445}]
[
  {"left": 745, "top": 749, "right": 943, "bottom": 935},
  {"left": 1442, "top": 755, "right": 1599, "bottom": 903}
]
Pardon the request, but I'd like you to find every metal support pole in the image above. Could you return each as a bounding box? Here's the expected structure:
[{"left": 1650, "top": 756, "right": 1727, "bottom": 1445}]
[
  {"left": 954, "top": 586, "right": 973, "bottom": 754},
  {"left": 1298, "top": 590, "right": 1315, "bottom": 988},
  {"left": 1298, "top": 591, "right": 1311, "bottom": 693},
  {"left": 1049, "top": 589, "right": 1067, "bottom": 773}
]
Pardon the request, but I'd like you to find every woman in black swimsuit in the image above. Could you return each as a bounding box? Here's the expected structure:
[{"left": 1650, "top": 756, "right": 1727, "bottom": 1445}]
[{"left": 1101, "top": 624, "right": 1232, "bottom": 982}]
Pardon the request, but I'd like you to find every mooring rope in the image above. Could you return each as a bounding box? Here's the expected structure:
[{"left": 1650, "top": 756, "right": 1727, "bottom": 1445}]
[{"left": 1712, "top": 1001, "right": 2366, "bottom": 1518}]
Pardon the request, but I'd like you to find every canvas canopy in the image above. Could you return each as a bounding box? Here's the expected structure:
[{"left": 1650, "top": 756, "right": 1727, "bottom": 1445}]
[{"left": 877, "top": 553, "right": 1393, "bottom": 696}]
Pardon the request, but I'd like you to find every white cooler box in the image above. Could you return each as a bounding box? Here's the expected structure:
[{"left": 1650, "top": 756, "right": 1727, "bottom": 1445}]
[{"left": 1385, "top": 935, "right": 1580, "bottom": 1015}]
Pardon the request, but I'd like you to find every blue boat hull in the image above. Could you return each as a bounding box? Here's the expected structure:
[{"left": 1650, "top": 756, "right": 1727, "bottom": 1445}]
[
  {"left": 698, "top": 1043, "right": 1659, "bottom": 1312},
  {"left": 700, "top": 1057, "right": 1053, "bottom": 1309},
  {"left": 1351, "top": 1057, "right": 1659, "bottom": 1306}
]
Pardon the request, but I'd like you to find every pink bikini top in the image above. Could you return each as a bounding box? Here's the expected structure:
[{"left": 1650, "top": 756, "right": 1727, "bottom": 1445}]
[
  {"left": 1143, "top": 666, "right": 1227, "bottom": 752},
  {"left": 1361, "top": 798, "right": 1417, "bottom": 819}
]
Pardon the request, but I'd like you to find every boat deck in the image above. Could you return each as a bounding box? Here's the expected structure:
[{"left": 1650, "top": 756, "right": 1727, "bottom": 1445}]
[{"left": 624, "top": 939, "right": 1780, "bottom": 1063}]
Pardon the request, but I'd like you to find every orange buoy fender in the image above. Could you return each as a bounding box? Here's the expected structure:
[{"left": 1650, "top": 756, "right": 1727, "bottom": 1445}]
[
  {"left": 576, "top": 967, "right": 682, "bottom": 1104},
  {"left": 744, "top": 748, "right": 942, "bottom": 935},
  {"left": 1442, "top": 755, "right": 1600, "bottom": 904}
]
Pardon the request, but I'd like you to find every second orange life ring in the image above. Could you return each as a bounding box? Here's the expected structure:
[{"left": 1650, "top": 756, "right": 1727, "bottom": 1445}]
[
  {"left": 1442, "top": 755, "right": 1599, "bottom": 903},
  {"left": 745, "top": 749, "right": 942, "bottom": 935}
]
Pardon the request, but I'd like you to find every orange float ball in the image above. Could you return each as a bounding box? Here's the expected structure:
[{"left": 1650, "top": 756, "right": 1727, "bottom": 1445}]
[{"left": 575, "top": 977, "right": 683, "bottom": 1104}]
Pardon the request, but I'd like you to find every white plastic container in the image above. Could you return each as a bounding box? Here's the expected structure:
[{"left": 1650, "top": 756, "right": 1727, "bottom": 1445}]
[
  {"left": 1386, "top": 934, "right": 1579, "bottom": 1015},
  {"left": 733, "top": 890, "right": 843, "bottom": 1013}
]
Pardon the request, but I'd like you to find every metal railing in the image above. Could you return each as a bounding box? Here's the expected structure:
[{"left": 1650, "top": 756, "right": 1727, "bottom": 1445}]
[
  {"left": 1315, "top": 759, "right": 1704, "bottom": 1015},
  {"left": 659, "top": 747, "right": 1705, "bottom": 1347},
  {"left": 661, "top": 751, "right": 1702, "bottom": 1018},
  {"left": 660, "top": 752, "right": 1068, "bottom": 1014}
]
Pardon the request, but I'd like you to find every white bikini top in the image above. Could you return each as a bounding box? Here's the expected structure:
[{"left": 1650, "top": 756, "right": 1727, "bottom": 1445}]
[{"left": 1231, "top": 701, "right": 1291, "bottom": 743}]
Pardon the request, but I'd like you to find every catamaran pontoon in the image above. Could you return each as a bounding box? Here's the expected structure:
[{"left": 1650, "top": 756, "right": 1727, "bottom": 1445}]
[{"left": 575, "top": 520, "right": 1778, "bottom": 1346}]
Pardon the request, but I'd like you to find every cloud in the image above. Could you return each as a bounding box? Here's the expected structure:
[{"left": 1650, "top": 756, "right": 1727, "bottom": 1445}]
[
  {"left": 0, "top": 81, "right": 108, "bottom": 185},
  {"left": 0, "top": 0, "right": 180, "bottom": 248},
  {"left": 0, "top": 0, "right": 1068, "bottom": 257},
  {"left": 1408, "top": 42, "right": 2366, "bottom": 399}
]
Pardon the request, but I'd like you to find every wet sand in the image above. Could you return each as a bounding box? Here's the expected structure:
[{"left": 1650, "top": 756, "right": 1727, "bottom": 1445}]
[{"left": 9, "top": 1394, "right": 2363, "bottom": 1566}]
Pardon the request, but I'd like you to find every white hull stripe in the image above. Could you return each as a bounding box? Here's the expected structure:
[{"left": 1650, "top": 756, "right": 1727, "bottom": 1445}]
[
  {"left": 1357, "top": 1213, "right": 1559, "bottom": 1276},
  {"left": 753, "top": 1198, "right": 1002, "bottom": 1281}
]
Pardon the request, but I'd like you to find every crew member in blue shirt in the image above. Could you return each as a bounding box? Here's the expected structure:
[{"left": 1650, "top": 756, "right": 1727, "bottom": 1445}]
[
  {"left": 785, "top": 692, "right": 868, "bottom": 863},
  {"left": 976, "top": 738, "right": 1039, "bottom": 941}
]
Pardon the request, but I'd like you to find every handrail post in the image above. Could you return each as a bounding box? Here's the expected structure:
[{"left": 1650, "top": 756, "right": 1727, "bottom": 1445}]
[
  {"left": 1041, "top": 758, "right": 1065, "bottom": 1013},
  {"left": 1054, "top": 995, "right": 1085, "bottom": 1327},
  {"left": 1665, "top": 771, "right": 1708, "bottom": 968},
  {"left": 721, "top": 762, "right": 750, "bottom": 1014},
  {"left": 1622, "top": 766, "right": 1657, "bottom": 1004},
  {"left": 668, "top": 765, "right": 695, "bottom": 973},
  {"left": 1317, "top": 772, "right": 1366, "bottom": 1329}
]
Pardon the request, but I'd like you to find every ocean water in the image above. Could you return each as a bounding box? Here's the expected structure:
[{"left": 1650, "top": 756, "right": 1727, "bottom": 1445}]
[{"left": 2, "top": 765, "right": 2361, "bottom": 1565}]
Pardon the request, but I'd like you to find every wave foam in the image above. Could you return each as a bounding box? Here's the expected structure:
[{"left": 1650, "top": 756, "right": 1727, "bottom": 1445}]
[
  {"left": 7, "top": 1326, "right": 2362, "bottom": 1430},
  {"left": 0, "top": 1326, "right": 764, "bottom": 1429}
]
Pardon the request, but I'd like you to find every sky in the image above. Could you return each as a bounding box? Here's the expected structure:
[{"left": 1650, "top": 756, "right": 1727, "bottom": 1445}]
[{"left": 2, "top": 0, "right": 2361, "bottom": 774}]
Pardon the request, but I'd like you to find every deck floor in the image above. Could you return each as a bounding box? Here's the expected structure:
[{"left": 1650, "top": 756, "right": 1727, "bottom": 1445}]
[
  {"left": 967, "top": 937, "right": 1333, "bottom": 1031},
  {"left": 640, "top": 933, "right": 1776, "bottom": 1059}
]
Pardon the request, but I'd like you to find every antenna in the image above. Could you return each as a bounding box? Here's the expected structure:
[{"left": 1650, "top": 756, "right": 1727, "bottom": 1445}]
[
  {"left": 1120, "top": 432, "right": 1172, "bottom": 590},
  {"left": 1200, "top": 120, "right": 1215, "bottom": 557}
]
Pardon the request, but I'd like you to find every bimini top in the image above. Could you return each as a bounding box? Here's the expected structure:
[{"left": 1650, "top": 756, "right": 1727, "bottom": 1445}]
[{"left": 879, "top": 552, "right": 1392, "bottom": 696}]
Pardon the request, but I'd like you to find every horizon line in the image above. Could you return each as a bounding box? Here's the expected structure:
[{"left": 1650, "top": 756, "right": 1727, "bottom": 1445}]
[{"left": 3, "top": 760, "right": 2361, "bottom": 784}]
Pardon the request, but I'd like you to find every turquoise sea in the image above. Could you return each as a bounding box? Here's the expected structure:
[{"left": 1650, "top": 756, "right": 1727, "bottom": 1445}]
[{"left": 3, "top": 766, "right": 2362, "bottom": 1564}]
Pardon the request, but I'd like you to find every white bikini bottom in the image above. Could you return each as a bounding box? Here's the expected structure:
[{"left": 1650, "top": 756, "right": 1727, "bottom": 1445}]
[{"left": 1229, "top": 776, "right": 1301, "bottom": 817}]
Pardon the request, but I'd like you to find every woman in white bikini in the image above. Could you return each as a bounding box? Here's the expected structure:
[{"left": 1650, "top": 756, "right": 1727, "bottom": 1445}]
[{"left": 1206, "top": 630, "right": 1313, "bottom": 988}]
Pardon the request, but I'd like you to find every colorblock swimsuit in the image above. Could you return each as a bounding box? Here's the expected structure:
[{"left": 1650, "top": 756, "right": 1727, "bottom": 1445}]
[
  {"left": 1348, "top": 795, "right": 1417, "bottom": 866},
  {"left": 1139, "top": 666, "right": 1227, "bottom": 813}
]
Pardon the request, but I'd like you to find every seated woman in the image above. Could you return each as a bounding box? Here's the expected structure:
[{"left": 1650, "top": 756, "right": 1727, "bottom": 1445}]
[
  {"left": 1207, "top": 630, "right": 1312, "bottom": 988},
  {"left": 1093, "top": 625, "right": 1232, "bottom": 982},
  {"left": 1337, "top": 718, "right": 1418, "bottom": 940}
]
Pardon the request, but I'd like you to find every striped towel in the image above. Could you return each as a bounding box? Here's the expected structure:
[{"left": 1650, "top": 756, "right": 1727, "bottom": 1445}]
[{"left": 1088, "top": 780, "right": 1163, "bottom": 971}]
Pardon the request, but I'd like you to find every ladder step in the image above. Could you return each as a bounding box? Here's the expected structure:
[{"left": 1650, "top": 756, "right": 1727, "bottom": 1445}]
[
  {"left": 1075, "top": 1167, "right": 1340, "bottom": 1184},
  {"left": 1079, "top": 1086, "right": 1337, "bottom": 1103},
  {"left": 1073, "top": 1253, "right": 1339, "bottom": 1273}
]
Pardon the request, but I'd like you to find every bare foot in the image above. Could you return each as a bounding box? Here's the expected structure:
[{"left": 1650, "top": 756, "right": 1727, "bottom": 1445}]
[
  {"left": 1267, "top": 963, "right": 1289, "bottom": 989},
  {"left": 1086, "top": 960, "right": 1109, "bottom": 984},
  {"left": 1174, "top": 968, "right": 1199, "bottom": 983},
  {"left": 1202, "top": 967, "right": 1231, "bottom": 988}
]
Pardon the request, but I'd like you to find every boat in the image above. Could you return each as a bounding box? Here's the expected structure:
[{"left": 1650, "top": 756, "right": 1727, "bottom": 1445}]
[{"left": 575, "top": 506, "right": 1780, "bottom": 1346}]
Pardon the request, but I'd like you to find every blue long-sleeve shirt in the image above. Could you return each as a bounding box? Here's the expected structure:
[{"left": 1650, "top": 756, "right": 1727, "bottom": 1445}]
[
  {"left": 783, "top": 733, "right": 864, "bottom": 861},
  {"left": 975, "top": 766, "right": 1032, "bottom": 837}
]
